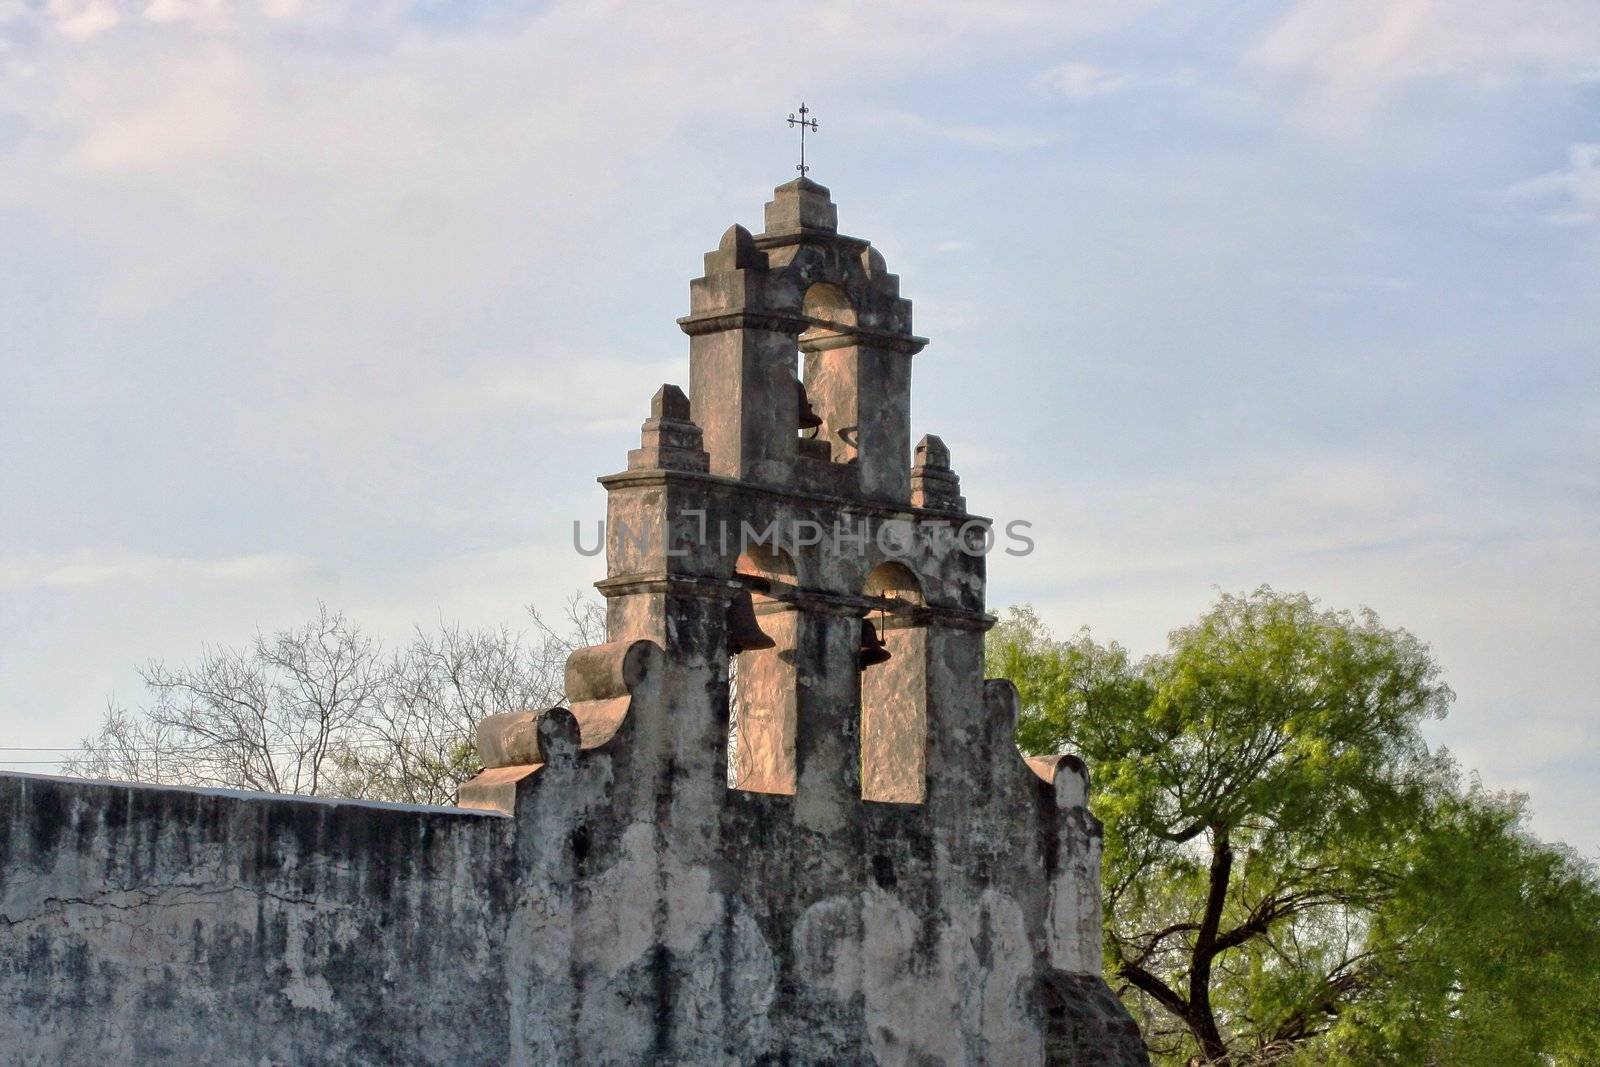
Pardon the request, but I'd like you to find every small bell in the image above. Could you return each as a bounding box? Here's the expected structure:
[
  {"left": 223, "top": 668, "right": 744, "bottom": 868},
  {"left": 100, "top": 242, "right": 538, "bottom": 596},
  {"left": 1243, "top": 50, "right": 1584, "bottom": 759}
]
[
  {"left": 858, "top": 617, "right": 891, "bottom": 668},
  {"left": 796, "top": 379, "right": 823, "bottom": 432},
  {"left": 726, "top": 591, "right": 776, "bottom": 653}
]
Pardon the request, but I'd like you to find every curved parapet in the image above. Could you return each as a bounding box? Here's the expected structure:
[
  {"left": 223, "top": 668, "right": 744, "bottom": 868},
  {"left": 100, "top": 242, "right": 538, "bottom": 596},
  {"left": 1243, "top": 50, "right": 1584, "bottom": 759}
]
[
  {"left": 982, "top": 677, "right": 1108, "bottom": 979},
  {"left": 983, "top": 676, "right": 1022, "bottom": 731},
  {"left": 565, "top": 638, "right": 661, "bottom": 754},
  {"left": 983, "top": 678, "right": 1094, "bottom": 815},
  {"left": 476, "top": 706, "right": 581, "bottom": 769},
  {"left": 1025, "top": 753, "right": 1090, "bottom": 811},
  {"left": 456, "top": 639, "right": 662, "bottom": 814},
  {"left": 566, "top": 638, "right": 656, "bottom": 701}
]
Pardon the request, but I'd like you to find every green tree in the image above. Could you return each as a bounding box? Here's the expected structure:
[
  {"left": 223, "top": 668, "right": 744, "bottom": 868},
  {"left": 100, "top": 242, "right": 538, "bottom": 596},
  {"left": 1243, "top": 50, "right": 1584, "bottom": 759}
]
[{"left": 988, "top": 589, "right": 1600, "bottom": 1066}]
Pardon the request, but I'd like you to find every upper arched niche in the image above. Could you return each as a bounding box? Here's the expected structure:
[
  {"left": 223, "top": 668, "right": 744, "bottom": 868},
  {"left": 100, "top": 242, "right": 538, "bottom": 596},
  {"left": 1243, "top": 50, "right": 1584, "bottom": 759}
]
[
  {"left": 802, "top": 282, "right": 855, "bottom": 326},
  {"left": 799, "top": 282, "right": 856, "bottom": 350},
  {"left": 768, "top": 242, "right": 910, "bottom": 338},
  {"left": 736, "top": 544, "right": 797, "bottom": 584},
  {"left": 863, "top": 561, "right": 924, "bottom": 606},
  {"left": 685, "top": 181, "right": 923, "bottom": 346},
  {"left": 733, "top": 543, "right": 801, "bottom": 597}
]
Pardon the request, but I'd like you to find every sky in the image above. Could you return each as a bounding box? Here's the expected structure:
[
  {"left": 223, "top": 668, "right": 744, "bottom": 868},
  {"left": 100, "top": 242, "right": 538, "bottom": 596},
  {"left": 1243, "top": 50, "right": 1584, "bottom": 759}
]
[{"left": 1, "top": 0, "right": 1596, "bottom": 852}]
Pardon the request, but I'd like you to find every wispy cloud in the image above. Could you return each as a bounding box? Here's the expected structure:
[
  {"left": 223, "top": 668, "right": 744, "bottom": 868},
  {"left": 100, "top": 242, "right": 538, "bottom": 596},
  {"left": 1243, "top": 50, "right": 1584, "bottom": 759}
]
[
  {"left": 1303, "top": 273, "right": 1418, "bottom": 305},
  {"left": 1249, "top": 0, "right": 1600, "bottom": 133},
  {"left": 1506, "top": 143, "right": 1600, "bottom": 226},
  {"left": 398, "top": 354, "right": 684, "bottom": 433},
  {"left": 141, "top": 0, "right": 230, "bottom": 26},
  {"left": 989, "top": 453, "right": 1456, "bottom": 592},
  {"left": 1036, "top": 60, "right": 1194, "bottom": 100},
  {"left": 45, "top": 0, "right": 121, "bottom": 41},
  {"left": 0, "top": 549, "right": 314, "bottom": 590},
  {"left": 870, "top": 108, "right": 1061, "bottom": 151}
]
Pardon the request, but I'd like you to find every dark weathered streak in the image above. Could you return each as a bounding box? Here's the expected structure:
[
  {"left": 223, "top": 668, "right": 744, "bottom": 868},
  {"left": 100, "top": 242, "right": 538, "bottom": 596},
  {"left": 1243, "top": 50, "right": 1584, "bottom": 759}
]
[{"left": 0, "top": 774, "right": 511, "bottom": 1065}]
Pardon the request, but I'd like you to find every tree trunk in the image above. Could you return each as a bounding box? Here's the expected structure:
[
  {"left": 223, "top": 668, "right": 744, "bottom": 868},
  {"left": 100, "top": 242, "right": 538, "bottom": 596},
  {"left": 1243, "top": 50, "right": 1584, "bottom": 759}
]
[{"left": 1188, "top": 824, "right": 1233, "bottom": 1064}]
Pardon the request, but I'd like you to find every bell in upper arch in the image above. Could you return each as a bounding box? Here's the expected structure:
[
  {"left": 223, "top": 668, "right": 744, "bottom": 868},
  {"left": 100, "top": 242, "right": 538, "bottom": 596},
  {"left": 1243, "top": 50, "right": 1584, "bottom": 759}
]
[
  {"left": 858, "top": 617, "right": 891, "bottom": 668},
  {"left": 796, "top": 378, "right": 824, "bottom": 432},
  {"left": 726, "top": 590, "right": 776, "bottom": 653}
]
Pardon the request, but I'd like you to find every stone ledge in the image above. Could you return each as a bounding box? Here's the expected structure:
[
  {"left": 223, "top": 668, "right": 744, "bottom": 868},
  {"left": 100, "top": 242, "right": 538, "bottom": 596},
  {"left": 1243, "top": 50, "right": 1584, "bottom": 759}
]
[
  {"left": 597, "top": 465, "right": 989, "bottom": 526},
  {"left": 676, "top": 310, "right": 928, "bottom": 354}
]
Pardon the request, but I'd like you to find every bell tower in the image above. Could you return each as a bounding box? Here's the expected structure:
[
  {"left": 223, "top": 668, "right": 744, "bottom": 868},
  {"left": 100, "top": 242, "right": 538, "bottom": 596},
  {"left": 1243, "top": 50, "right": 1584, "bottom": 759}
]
[
  {"left": 599, "top": 176, "right": 987, "bottom": 809},
  {"left": 458, "top": 175, "right": 1145, "bottom": 1063},
  {"left": 680, "top": 176, "right": 924, "bottom": 501}
]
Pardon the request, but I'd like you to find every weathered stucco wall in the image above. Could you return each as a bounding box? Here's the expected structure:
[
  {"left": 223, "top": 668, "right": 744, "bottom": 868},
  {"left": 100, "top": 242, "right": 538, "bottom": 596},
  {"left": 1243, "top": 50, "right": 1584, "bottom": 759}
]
[
  {"left": 0, "top": 773, "right": 512, "bottom": 1066},
  {"left": 1, "top": 643, "right": 1144, "bottom": 1066},
  {"left": 486, "top": 635, "right": 1145, "bottom": 1065}
]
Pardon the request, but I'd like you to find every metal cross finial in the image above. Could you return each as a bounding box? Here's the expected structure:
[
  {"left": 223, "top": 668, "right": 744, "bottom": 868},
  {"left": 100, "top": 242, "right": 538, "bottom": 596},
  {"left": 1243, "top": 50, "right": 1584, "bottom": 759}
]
[{"left": 787, "top": 102, "right": 819, "bottom": 177}]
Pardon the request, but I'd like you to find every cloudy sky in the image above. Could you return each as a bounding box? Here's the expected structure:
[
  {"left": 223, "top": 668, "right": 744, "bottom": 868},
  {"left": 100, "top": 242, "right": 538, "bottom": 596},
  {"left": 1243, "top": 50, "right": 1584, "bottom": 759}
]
[{"left": 2, "top": 1, "right": 1596, "bottom": 851}]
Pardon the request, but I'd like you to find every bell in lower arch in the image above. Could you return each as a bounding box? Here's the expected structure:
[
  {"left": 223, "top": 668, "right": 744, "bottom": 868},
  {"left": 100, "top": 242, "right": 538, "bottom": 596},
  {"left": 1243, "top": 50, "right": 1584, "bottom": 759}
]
[
  {"left": 726, "top": 591, "right": 776, "bottom": 653},
  {"left": 858, "top": 617, "right": 891, "bottom": 668},
  {"left": 796, "top": 379, "right": 824, "bottom": 432}
]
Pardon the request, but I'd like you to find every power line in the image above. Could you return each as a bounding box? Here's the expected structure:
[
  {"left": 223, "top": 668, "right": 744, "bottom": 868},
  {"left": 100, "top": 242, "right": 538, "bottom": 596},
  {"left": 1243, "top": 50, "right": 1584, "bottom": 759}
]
[
  {"left": 0, "top": 740, "right": 442, "bottom": 752},
  {"left": 0, "top": 738, "right": 474, "bottom": 760}
]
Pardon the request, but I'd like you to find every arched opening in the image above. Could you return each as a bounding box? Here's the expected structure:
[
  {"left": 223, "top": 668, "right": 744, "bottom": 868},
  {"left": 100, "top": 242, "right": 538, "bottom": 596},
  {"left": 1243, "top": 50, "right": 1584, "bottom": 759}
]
[
  {"left": 798, "top": 282, "right": 860, "bottom": 466},
  {"left": 800, "top": 282, "right": 856, "bottom": 339},
  {"left": 860, "top": 562, "right": 928, "bottom": 804},
  {"left": 863, "top": 560, "right": 922, "bottom": 603},
  {"left": 737, "top": 543, "right": 795, "bottom": 586},
  {"left": 728, "top": 546, "right": 798, "bottom": 795}
]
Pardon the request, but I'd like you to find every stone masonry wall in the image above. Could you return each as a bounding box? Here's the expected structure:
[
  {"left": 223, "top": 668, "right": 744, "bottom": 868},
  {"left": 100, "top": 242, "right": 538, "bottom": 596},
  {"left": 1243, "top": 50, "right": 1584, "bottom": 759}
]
[
  {"left": 0, "top": 772, "right": 511, "bottom": 1066},
  {"left": 0, "top": 639, "right": 1147, "bottom": 1065}
]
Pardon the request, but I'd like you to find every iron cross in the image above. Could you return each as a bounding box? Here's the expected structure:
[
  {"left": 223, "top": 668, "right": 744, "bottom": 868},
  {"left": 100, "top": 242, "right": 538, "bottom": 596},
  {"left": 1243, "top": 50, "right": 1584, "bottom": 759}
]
[{"left": 788, "top": 102, "right": 819, "bottom": 177}]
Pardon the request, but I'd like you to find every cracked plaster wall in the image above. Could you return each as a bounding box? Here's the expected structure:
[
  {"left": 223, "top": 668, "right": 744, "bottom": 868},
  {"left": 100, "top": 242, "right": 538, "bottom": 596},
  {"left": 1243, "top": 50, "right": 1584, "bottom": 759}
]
[{"left": 0, "top": 773, "right": 511, "bottom": 1066}]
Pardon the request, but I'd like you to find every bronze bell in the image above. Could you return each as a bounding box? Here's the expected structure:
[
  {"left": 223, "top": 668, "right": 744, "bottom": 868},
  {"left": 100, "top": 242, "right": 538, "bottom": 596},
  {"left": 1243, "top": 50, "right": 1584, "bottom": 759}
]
[
  {"left": 796, "top": 379, "right": 824, "bottom": 432},
  {"left": 858, "top": 618, "right": 891, "bottom": 668},
  {"left": 726, "top": 591, "right": 776, "bottom": 653}
]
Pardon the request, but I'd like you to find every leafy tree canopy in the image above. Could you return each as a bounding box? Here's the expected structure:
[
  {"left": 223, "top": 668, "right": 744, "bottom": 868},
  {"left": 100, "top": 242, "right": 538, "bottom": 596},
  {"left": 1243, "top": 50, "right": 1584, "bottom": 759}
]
[{"left": 988, "top": 588, "right": 1600, "bottom": 1066}]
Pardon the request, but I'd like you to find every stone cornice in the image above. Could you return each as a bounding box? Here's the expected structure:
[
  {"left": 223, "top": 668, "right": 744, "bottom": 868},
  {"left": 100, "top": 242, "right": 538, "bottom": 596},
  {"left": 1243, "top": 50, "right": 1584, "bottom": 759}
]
[
  {"left": 676, "top": 310, "right": 928, "bottom": 354},
  {"left": 594, "top": 572, "right": 995, "bottom": 630},
  {"left": 751, "top": 229, "right": 871, "bottom": 253},
  {"left": 594, "top": 573, "right": 742, "bottom": 601},
  {"left": 597, "top": 467, "right": 989, "bottom": 526}
]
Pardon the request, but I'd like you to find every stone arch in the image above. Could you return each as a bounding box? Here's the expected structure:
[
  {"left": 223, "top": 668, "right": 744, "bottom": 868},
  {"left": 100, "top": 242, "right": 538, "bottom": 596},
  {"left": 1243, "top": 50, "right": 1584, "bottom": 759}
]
[
  {"left": 823, "top": 521, "right": 954, "bottom": 611},
  {"left": 798, "top": 281, "right": 860, "bottom": 466},
  {"left": 736, "top": 542, "right": 797, "bottom": 586},
  {"left": 860, "top": 561, "right": 928, "bottom": 804},
  {"left": 772, "top": 242, "right": 908, "bottom": 334},
  {"left": 728, "top": 546, "right": 799, "bottom": 795},
  {"left": 801, "top": 281, "right": 857, "bottom": 336},
  {"left": 863, "top": 560, "right": 922, "bottom": 604}
]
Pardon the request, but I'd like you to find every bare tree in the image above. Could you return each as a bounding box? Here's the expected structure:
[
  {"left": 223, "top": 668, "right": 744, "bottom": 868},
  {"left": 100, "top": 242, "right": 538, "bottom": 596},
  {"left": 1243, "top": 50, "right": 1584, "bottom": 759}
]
[
  {"left": 334, "top": 596, "right": 604, "bottom": 804},
  {"left": 336, "top": 622, "right": 549, "bottom": 805},
  {"left": 69, "top": 605, "right": 384, "bottom": 794},
  {"left": 528, "top": 592, "right": 608, "bottom": 681},
  {"left": 62, "top": 701, "right": 190, "bottom": 786},
  {"left": 64, "top": 596, "right": 606, "bottom": 803}
]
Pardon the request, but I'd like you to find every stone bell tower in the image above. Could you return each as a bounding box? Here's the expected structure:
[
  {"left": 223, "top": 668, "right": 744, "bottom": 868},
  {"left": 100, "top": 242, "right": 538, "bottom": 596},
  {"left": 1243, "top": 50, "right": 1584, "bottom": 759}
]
[
  {"left": 682, "top": 176, "right": 919, "bottom": 499},
  {"left": 462, "top": 177, "right": 1147, "bottom": 1063},
  {"left": 598, "top": 177, "right": 992, "bottom": 814}
]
